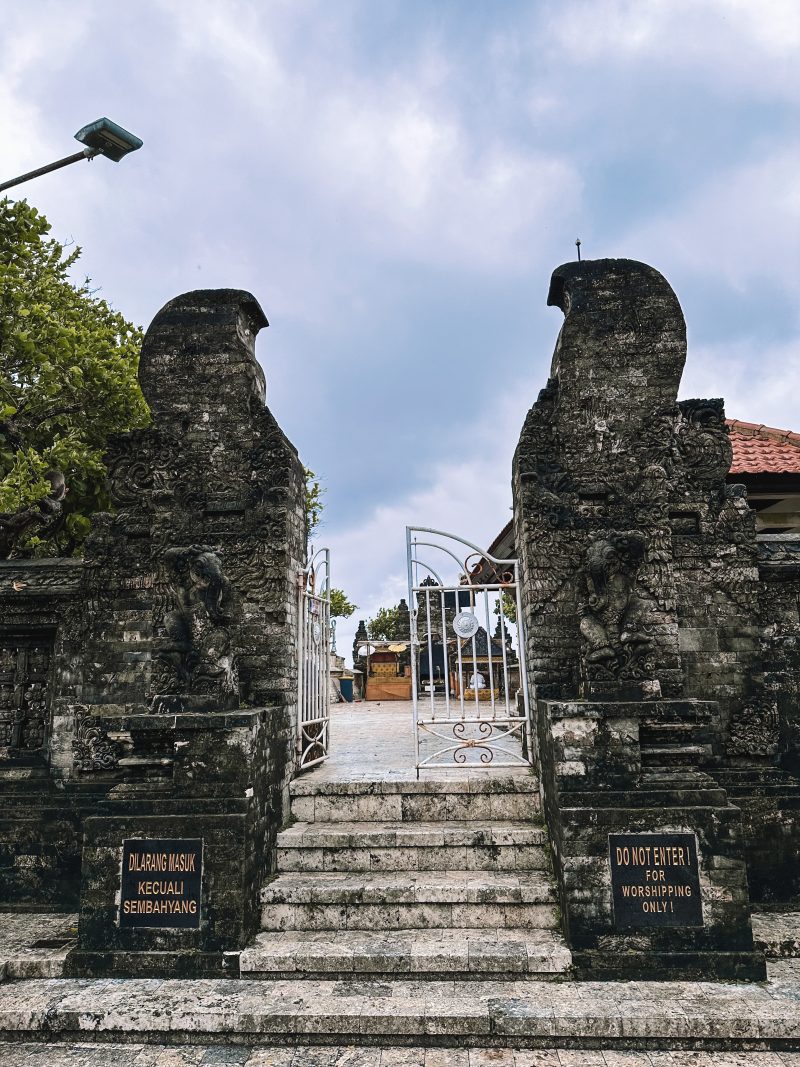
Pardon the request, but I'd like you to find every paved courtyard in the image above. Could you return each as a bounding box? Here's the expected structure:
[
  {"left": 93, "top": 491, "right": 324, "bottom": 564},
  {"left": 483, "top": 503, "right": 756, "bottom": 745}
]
[
  {"left": 313, "top": 701, "right": 529, "bottom": 781},
  {"left": 1, "top": 1045, "right": 800, "bottom": 1065}
]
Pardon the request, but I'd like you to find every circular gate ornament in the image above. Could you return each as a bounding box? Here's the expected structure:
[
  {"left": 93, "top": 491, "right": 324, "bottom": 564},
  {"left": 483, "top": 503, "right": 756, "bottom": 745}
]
[
  {"left": 312, "top": 621, "right": 322, "bottom": 643},
  {"left": 453, "top": 611, "right": 480, "bottom": 639}
]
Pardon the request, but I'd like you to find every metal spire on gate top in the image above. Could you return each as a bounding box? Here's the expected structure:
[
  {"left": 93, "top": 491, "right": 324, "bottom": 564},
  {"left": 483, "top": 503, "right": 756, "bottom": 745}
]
[{"left": 575, "top": 238, "right": 582, "bottom": 261}]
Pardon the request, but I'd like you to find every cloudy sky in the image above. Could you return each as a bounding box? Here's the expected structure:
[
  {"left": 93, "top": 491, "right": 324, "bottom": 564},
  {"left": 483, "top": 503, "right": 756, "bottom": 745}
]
[{"left": 3, "top": 0, "right": 798, "bottom": 660}]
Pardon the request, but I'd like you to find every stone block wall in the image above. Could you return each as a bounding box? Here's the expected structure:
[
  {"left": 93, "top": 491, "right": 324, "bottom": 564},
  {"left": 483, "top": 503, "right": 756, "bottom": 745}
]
[
  {"left": 0, "top": 560, "right": 88, "bottom": 908},
  {"left": 0, "top": 289, "right": 309, "bottom": 971},
  {"left": 757, "top": 534, "right": 800, "bottom": 771},
  {"left": 671, "top": 475, "right": 762, "bottom": 742},
  {"left": 719, "top": 532, "right": 800, "bottom": 902},
  {"left": 511, "top": 258, "right": 776, "bottom": 979},
  {"left": 535, "top": 697, "right": 761, "bottom": 978},
  {"left": 513, "top": 259, "right": 763, "bottom": 721}
]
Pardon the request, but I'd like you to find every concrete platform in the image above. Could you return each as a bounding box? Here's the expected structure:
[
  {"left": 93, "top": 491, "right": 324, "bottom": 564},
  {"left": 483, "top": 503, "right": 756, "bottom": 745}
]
[
  {"left": 754, "top": 913, "right": 800, "bottom": 960},
  {"left": 0, "top": 962, "right": 799, "bottom": 1051}
]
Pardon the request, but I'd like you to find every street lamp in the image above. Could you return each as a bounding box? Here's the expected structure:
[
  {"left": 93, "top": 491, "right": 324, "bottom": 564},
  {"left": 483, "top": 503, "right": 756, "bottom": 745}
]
[{"left": 0, "top": 117, "right": 143, "bottom": 194}]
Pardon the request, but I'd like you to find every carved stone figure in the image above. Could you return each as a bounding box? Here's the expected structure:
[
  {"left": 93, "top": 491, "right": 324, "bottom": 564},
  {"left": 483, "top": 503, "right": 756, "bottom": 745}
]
[
  {"left": 154, "top": 545, "right": 239, "bottom": 703},
  {"left": 579, "top": 531, "right": 654, "bottom": 673}
]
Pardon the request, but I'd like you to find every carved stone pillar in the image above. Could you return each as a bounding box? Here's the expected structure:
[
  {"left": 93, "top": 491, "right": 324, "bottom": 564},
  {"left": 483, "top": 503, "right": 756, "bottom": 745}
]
[
  {"left": 513, "top": 259, "right": 765, "bottom": 980},
  {"left": 68, "top": 289, "right": 306, "bottom": 977}
]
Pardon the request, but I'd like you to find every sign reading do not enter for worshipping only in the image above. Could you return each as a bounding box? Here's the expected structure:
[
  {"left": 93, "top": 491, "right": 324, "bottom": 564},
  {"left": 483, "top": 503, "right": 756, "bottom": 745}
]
[{"left": 609, "top": 832, "right": 703, "bottom": 929}]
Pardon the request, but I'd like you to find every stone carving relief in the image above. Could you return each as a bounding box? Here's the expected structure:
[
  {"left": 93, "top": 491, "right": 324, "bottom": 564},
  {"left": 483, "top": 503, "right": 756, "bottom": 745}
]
[
  {"left": 674, "top": 399, "right": 733, "bottom": 485},
  {"left": 152, "top": 545, "right": 239, "bottom": 701},
  {"left": 713, "top": 484, "right": 757, "bottom": 557},
  {"left": 727, "top": 696, "right": 780, "bottom": 758},
  {"left": 759, "top": 536, "right": 800, "bottom": 564},
  {"left": 579, "top": 531, "right": 655, "bottom": 677},
  {"left": 72, "top": 706, "right": 121, "bottom": 772},
  {"left": 573, "top": 397, "right": 616, "bottom": 455},
  {"left": 106, "top": 430, "right": 166, "bottom": 508},
  {"left": 0, "top": 640, "right": 52, "bottom": 752},
  {"left": 633, "top": 400, "right": 732, "bottom": 492}
]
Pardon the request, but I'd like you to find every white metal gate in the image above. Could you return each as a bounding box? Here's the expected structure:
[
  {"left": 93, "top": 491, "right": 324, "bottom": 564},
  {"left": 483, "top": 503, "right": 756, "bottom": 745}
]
[
  {"left": 297, "top": 547, "right": 331, "bottom": 771},
  {"left": 406, "top": 526, "right": 532, "bottom": 773}
]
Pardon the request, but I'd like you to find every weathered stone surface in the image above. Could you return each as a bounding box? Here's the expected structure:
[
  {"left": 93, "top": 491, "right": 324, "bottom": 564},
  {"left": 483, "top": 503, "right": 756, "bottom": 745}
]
[
  {"left": 0, "top": 912, "right": 77, "bottom": 980},
  {"left": 0, "top": 965, "right": 799, "bottom": 1048},
  {"left": 511, "top": 259, "right": 791, "bottom": 979},
  {"left": 753, "top": 911, "right": 800, "bottom": 959},
  {"left": 0, "top": 289, "right": 307, "bottom": 978},
  {"left": 81, "top": 288, "right": 305, "bottom": 719},
  {"left": 1, "top": 1045, "right": 800, "bottom": 1065}
]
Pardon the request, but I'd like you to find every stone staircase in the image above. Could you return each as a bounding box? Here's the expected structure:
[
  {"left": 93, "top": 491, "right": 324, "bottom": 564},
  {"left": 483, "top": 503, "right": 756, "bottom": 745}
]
[{"left": 240, "top": 774, "right": 572, "bottom": 980}]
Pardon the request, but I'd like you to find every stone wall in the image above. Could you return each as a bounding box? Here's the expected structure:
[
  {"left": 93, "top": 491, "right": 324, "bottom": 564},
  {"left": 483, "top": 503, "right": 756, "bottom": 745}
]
[
  {"left": 758, "top": 533, "right": 800, "bottom": 771},
  {"left": 513, "top": 259, "right": 763, "bottom": 719},
  {"left": 0, "top": 561, "right": 86, "bottom": 907},
  {"left": 0, "top": 289, "right": 309, "bottom": 975},
  {"left": 718, "top": 532, "right": 800, "bottom": 902},
  {"left": 512, "top": 258, "right": 777, "bottom": 979}
]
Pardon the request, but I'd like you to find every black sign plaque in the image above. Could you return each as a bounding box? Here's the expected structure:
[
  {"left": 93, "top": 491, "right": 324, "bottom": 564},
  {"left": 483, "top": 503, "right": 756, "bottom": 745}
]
[
  {"left": 119, "top": 838, "right": 202, "bottom": 929},
  {"left": 609, "top": 832, "right": 703, "bottom": 929}
]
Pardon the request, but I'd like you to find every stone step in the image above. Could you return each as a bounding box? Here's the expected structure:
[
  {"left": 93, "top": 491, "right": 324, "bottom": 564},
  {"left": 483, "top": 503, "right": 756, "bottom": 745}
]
[
  {"left": 277, "top": 820, "right": 550, "bottom": 872},
  {"left": 289, "top": 777, "right": 540, "bottom": 824},
  {"left": 640, "top": 744, "right": 714, "bottom": 767},
  {"left": 752, "top": 911, "right": 800, "bottom": 958},
  {"left": 261, "top": 903, "right": 558, "bottom": 932},
  {"left": 640, "top": 723, "right": 714, "bottom": 748},
  {"left": 262, "top": 871, "right": 556, "bottom": 905},
  {"left": 574, "top": 786, "right": 728, "bottom": 808},
  {"left": 0, "top": 766, "right": 50, "bottom": 783},
  {"left": 0, "top": 914, "right": 77, "bottom": 980},
  {"left": 239, "top": 927, "right": 572, "bottom": 978},
  {"left": 0, "top": 972, "right": 795, "bottom": 1047}
]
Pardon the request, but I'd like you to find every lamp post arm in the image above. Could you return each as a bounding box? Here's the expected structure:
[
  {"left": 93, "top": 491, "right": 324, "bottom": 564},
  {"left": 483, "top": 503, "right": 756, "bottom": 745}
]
[{"left": 0, "top": 147, "right": 100, "bottom": 194}]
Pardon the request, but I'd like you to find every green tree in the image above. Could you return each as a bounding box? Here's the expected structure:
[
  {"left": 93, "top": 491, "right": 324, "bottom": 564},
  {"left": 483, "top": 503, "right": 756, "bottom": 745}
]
[
  {"left": 494, "top": 590, "right": 517, "bottom": 625},
  {"left": 367, "top": 603, "right": 408, "bottom": 640},
  {"left": 304, "top": 466, "right": 324, "bottom": 543},
  {"left": 0, "top": 198, "right": 149, "bottom": 556},
  {"left": 330, "top": 588, "right": 356, "bottom": 619}
]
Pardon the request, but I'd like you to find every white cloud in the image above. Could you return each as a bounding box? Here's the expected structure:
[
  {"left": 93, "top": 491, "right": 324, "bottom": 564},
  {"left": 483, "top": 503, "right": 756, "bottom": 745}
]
[
  {"left": 157, "top": 0, "right": 581, "bottom": 273},
  {"left": 613, "top": 146, "right": 800, "bottom": 299},
  {"left": 680, "top": 335, "right": 800, "bottom": 429},
  {"left": 0, "top": 4, "right": 89, "bottom": 173},
  {"left": 547, "top": 0, "right": 800, "bottom": 98}
]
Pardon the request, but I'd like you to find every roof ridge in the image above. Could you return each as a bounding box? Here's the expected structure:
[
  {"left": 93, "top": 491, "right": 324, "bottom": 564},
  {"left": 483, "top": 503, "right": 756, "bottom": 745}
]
[{"left": 726, "top": 418, "right": 800, "bottom": 447}]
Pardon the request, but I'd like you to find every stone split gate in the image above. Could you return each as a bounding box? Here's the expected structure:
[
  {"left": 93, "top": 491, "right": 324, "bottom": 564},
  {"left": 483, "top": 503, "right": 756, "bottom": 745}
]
[{"left": 0, "top": 262, "right": 798, "bottom": 983}]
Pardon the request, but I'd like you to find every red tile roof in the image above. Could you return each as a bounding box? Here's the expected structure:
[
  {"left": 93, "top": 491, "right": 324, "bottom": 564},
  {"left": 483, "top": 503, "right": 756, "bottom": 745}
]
[{"left": 727, "top": 419, "right": 800, "bottom": 475}]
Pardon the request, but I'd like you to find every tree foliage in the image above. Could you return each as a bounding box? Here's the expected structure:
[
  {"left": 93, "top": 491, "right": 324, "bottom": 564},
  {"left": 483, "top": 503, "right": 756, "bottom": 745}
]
[
  {"left": 0, "top": 198, "right": 149, "bottom": 555},
  {"left": 367, "top": 604, "right": 408, "bottom": 640},
  {"left": 304, "top": 465, "right": 324, "bottom": 543},
  {"left": 494, "top": 590, "right": 517, "bottom": 625},
  {"left": 330, "top": 587, "right": 357, "bottom": 619}
]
